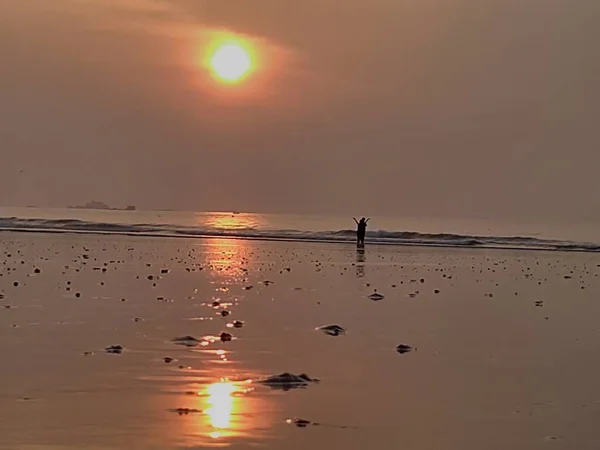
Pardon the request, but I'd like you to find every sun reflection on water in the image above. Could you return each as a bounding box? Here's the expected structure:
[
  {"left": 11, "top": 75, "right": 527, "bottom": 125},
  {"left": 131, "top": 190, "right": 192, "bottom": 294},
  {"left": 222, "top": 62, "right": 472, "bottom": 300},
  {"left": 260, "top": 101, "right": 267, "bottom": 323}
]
[{"left": 205, "top": 212, "right": 264, "bottom": 231}]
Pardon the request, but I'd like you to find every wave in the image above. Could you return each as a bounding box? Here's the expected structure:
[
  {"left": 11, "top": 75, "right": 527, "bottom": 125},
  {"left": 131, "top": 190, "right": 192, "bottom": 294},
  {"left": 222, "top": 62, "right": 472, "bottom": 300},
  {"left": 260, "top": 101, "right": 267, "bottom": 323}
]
[{"left": 0, "top": 216, "right": 599, "bottom": 252}]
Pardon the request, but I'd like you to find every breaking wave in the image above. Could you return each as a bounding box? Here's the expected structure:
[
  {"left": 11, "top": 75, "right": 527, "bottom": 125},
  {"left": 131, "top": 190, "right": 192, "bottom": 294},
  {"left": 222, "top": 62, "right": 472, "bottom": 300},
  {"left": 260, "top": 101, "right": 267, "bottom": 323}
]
[{"left": 0, "top": 216, "right": 599, "bottom": 252}]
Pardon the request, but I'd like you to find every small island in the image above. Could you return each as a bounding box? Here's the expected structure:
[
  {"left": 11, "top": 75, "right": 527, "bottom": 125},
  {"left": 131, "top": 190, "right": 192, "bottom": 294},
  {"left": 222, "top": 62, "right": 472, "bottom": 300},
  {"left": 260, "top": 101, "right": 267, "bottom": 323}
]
[{"left": 68, "top": 201, "right": 136, "bottom": 211}]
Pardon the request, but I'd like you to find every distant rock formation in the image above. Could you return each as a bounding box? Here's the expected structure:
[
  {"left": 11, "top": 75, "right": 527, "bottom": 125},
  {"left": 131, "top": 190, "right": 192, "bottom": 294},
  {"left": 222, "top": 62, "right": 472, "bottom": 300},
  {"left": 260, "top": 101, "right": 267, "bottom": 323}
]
[{"left": 68, "top": 201, "right": 136, "bottom": 211}]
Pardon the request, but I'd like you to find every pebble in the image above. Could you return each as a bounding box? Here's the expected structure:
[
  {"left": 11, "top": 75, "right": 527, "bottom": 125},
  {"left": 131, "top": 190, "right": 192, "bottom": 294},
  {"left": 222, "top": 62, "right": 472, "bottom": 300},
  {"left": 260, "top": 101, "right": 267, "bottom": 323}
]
[
  {"left": 396, "top": 344, "right": 414, "bottom": 354},
  {"left": 316, "top": 324, "right": 346, "bottom": 336},
  {"left": 220, "top": 332, "right": 233, "bottom": 342},
  {"left": 105, "top": 345, "right": 123, "bottom": 354},
  {"left": 286, "top": 418, "right": 316, "bottom": 428},
  {"left": 368, "top": 291, "right": 385, "bottom": 301}
]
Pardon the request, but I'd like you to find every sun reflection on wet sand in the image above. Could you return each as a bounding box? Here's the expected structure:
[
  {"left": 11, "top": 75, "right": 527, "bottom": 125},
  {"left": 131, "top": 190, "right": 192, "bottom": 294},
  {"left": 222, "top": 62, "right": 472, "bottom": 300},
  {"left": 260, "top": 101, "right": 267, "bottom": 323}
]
[
  {"left": 183, "top": 378, "right": 264, "bottom": 445},
  {"left": 170, "top": 219, "right": 273, "bottom": 445},
  {"left": 206, "top": 382, "right": 236, "bottom": 435},
  {"left": 204, "top": 237, "right": 250, "bottom": 282},
  {"left": 196, "top": 213, "right": 264, "bottom": 280}
]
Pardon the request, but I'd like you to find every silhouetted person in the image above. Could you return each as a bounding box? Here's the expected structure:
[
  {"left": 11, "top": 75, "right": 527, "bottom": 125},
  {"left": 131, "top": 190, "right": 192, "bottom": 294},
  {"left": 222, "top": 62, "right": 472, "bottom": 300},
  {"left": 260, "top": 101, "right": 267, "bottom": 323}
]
[{"left": 353, "top": 217, "right": 370, "bottom": 247}]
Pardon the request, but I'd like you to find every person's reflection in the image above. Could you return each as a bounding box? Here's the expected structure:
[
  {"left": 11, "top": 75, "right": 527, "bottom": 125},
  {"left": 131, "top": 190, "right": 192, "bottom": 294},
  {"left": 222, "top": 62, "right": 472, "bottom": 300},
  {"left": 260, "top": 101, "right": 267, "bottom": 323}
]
[{"left": 356, "top": 247, "right": 366, "bottom": 278}]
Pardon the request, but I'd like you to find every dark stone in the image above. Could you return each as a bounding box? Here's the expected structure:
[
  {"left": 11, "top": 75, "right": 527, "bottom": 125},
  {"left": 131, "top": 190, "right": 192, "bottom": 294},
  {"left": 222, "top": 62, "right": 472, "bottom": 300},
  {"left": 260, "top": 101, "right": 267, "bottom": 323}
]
[
  {"left": 396, "top": 344, "right": 413, "bottom": 354},
  {"left": 105, "top": 345, "right": 123, "bottom": 354}
]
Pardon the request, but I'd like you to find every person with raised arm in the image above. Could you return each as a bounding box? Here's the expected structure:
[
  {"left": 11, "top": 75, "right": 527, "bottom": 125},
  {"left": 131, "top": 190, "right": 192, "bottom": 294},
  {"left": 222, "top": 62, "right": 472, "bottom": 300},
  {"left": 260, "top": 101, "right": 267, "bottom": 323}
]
[{"left": 353, "top": 217, "right": 370, "bottom": 247}]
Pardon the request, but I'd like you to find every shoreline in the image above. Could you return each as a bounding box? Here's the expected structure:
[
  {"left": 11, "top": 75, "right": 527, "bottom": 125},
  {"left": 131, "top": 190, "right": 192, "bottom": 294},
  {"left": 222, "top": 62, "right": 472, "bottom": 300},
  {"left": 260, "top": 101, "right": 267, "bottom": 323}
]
[{"left": 1, "top": 227, "right": 599, "bottom": 254}]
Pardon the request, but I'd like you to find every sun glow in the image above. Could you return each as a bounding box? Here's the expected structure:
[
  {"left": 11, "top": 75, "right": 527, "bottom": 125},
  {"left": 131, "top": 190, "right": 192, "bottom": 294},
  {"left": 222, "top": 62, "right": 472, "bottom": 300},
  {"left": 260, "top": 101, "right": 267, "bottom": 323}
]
[{"left": 208, "top": 41, "right": 254, "bottom": 83}]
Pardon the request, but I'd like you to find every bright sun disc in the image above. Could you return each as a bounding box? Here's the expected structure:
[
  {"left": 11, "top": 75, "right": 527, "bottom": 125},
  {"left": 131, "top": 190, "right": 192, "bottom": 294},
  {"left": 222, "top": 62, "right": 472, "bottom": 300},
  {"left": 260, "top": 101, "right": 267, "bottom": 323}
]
[{"left": 210, "top": 43, "right": 252, "bottom": 83}]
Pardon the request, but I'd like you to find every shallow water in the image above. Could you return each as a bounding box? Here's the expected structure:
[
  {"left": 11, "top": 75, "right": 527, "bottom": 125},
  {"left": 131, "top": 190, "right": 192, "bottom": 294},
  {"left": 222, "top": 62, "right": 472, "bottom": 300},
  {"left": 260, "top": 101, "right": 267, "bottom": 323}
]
[{"left": 1, "top": 232, "right": 600, "bottom": 449}]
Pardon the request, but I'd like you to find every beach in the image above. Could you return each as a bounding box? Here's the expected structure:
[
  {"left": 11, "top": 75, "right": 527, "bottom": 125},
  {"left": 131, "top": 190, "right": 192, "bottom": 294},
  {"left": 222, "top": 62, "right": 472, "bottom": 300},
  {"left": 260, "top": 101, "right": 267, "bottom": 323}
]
[
  {"left": 2, "top": 0, "right": 597, "bottom": 446},
  {"left": 1, "top": 230, "right": 600, "bottom": 450}
]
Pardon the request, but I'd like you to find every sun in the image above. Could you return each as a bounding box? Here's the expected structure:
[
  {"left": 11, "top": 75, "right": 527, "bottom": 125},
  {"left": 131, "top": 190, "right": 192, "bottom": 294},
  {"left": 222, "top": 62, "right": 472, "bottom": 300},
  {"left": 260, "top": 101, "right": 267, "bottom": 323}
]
[{"left": 209, "top": 43, "right": 252, "bottom": 83}]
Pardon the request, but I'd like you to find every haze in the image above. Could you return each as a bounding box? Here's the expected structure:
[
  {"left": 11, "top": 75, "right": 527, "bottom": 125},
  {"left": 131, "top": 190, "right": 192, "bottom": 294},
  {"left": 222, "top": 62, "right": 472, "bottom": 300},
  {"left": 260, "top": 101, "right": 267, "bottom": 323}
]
[{"left": 1, "top": 0, "right": 598, "bottom": 222}]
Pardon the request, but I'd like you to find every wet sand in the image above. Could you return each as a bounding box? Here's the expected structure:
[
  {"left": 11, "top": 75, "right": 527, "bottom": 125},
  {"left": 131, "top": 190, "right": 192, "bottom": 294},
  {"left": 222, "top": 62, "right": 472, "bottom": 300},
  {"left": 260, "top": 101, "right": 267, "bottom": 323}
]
[{"left": 1, "top": 232, "right": 599, "bottom": 450}]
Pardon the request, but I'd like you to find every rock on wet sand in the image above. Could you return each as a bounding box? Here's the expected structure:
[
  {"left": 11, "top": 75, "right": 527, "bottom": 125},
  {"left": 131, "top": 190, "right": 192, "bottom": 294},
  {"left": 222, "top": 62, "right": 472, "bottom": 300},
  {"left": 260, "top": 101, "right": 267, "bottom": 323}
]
[
  {"left": 368, "top": 291, "right": 385, "bottom": 301},
  {"left": 172, "top": 336, "right": 201, "bottom": 347},
  {"left": 171, "top": 408, "right": 202, "bottom": 415},
  {"left": 396, "top": 344, "right": 414, "bottom": 354},
  {"left": 105, "top": 345, "right": 123, "bottom": 354},
  {"left": 220, "top": 332, "right": 233, "bottom": 342},
  {"left": 258, "top": 372, "right": 319, "bottom": 389},
  {"left": 316, "top": 324, "right": 346, "bottom": 336},
  {"left": 286, "top": 418, "right": 318, "bottom": 428}
]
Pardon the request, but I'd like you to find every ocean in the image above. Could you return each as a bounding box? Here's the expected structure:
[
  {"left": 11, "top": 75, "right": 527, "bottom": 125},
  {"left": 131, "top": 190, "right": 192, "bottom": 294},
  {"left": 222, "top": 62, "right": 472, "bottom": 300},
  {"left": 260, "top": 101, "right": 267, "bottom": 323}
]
[{"left": 0, "top": 207, "right": 599, "bottom": 252}]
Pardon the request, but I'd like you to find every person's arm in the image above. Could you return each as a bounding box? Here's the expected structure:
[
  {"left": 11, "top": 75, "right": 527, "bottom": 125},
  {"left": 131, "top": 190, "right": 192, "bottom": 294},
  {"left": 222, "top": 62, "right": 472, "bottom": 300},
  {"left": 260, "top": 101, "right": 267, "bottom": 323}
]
[
  {"left": 366, "top": 218, "right": 371, "bottom": 223},
  {"left": 353, "top": 217, "right": 359, "bottom": 224}
]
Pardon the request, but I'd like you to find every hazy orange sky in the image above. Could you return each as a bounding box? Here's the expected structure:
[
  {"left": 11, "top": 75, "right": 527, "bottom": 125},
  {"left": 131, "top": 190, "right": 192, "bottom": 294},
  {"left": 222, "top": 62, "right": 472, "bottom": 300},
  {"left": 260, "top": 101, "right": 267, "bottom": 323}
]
[{"left": 1, "top": 0, "right": 598, "bottom": 221}]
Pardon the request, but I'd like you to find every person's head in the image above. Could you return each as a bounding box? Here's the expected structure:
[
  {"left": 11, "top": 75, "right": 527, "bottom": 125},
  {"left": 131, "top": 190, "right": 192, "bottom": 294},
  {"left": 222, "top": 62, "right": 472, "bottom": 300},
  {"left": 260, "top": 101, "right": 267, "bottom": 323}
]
[{"left": 360, "top": 217, "right": 366, "bottom": 223}]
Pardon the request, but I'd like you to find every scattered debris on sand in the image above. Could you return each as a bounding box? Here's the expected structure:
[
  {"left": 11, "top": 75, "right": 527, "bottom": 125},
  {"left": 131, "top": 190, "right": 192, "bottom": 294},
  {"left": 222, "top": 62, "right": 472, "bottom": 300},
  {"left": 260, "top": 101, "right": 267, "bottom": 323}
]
[
  {"left": 170, "top": 408, "right": 202, "bottom": 415},
  {"left": 286, "top": 418, "right": 318, "bottom": 428},
  {"left": 316, "top": 324, "right": 346, "bottom": 336},
  {"left": 396, "top": 344, "right": 414, "bottom": 354},
  {"left": 172, "top": 336, "right": 201, "bottom": 347},
  {"left": 258, "top": 372, "right": 319, "bottom": 390},
  {"left": 220, "top": 332, "right": 233, "bottom": 342},
  {"left": 105, "top": 345, "right": 123, "bottom": 354},
  {"left": 368, "top": 291, "right": 385, "bottom": 301}
]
